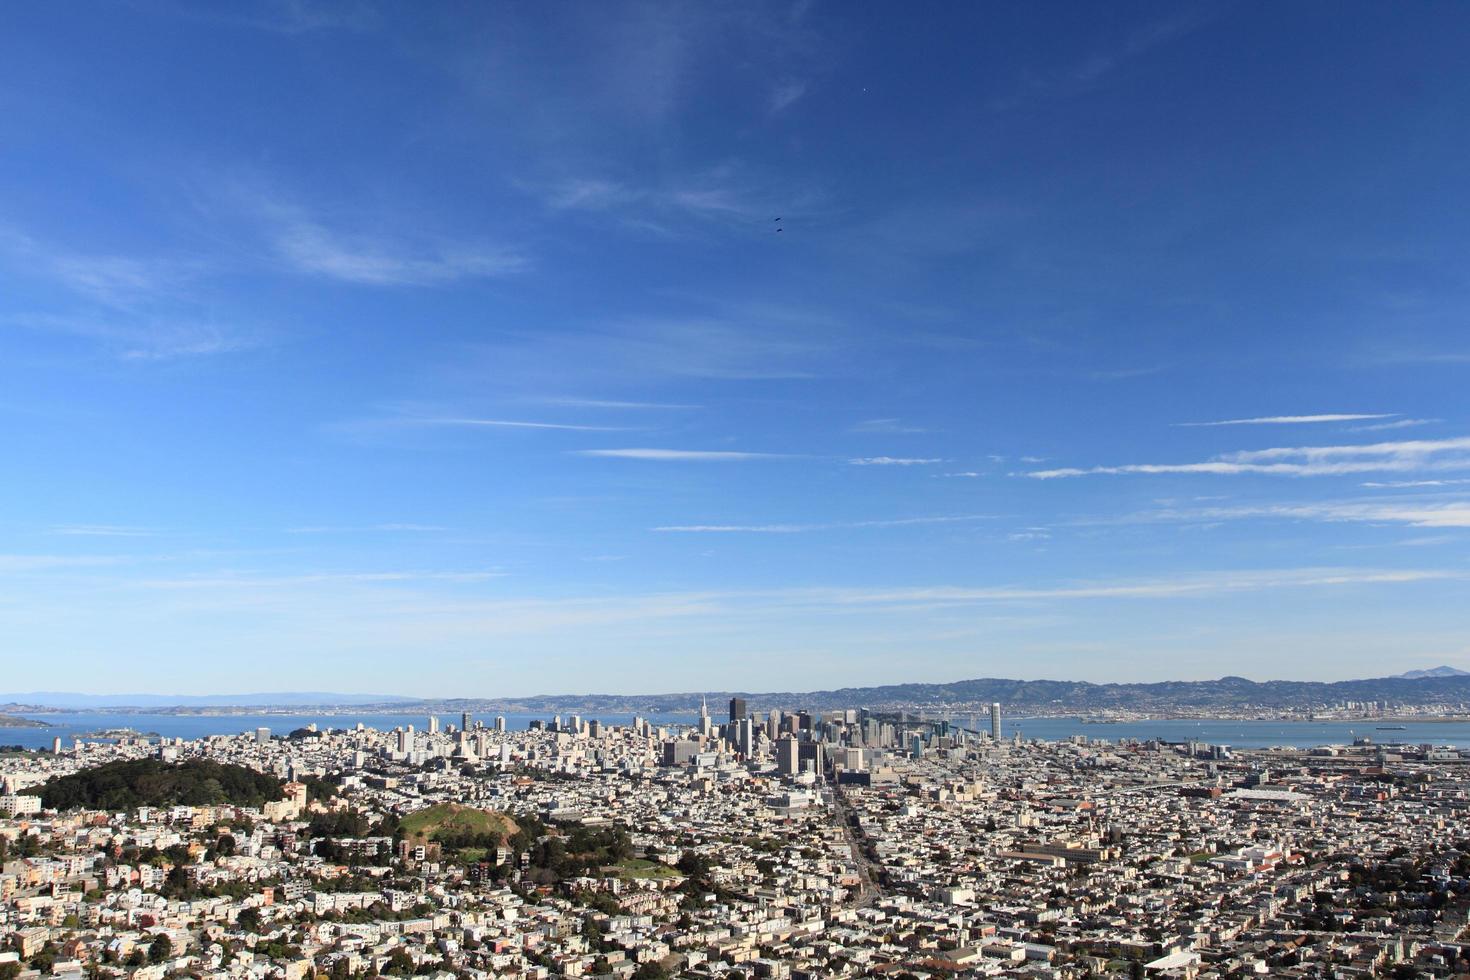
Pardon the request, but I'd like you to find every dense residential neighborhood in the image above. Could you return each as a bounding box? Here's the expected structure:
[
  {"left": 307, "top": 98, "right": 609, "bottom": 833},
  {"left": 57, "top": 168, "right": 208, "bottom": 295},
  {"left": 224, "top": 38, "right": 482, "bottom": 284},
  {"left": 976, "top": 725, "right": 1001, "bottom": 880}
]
[{"left": 5, "top": 705, "right": 1470, "bottom": 979}]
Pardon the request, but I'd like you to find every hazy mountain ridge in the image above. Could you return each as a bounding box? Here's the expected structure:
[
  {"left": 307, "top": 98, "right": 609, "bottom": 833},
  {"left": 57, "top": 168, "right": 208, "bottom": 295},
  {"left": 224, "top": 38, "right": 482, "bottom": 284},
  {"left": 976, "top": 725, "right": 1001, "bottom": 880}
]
[
  {"left": 1394, "top": 666, "right": 1470, "bottom": 680},
  {"left": 390, "top": 671, "right": 1470, "bottom": 715},
  {"left": 6, "top": 671, "right": 1469, "bottom": 714}
]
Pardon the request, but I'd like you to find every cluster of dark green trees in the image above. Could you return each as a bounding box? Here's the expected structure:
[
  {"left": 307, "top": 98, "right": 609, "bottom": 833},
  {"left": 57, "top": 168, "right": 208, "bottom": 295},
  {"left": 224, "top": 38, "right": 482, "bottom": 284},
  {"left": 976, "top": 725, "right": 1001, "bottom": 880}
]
[
  {"left": 671, "top": 850, "right": 742, "bottom": 909},
  {"left": 0, "top": 834, "right": 43, "bottom": 861},
  {"left": 39, "top": 758, "right": 283, "bottom": 810},
  {"left": 428, "top": 821, "right": 511, "bottom": 855},
  {"left": 519, "top": 823, "right": 632, "bottom": 885},
  {"left": 304, "top": 808, "right": 399, "bottom": 865}
]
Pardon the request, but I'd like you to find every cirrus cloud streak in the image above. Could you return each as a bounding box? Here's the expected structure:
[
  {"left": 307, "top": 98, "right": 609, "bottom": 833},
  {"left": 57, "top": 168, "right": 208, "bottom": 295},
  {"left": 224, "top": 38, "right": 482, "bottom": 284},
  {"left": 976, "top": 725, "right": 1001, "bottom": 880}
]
[
  {"left": 1175, "top": 413, "right": 1397, "bottom": 427},
  {"left": 577, "top": 448, "right": 795, "bottom": 461},
  {"left": 653, "top": 515, "right": 992, "bottom": 534},
  {"left": 849, "top": 456, "right": 943, "bottom": 466},
  {"left": 1028, "top": 436, "right": 1470, "bottom": 479}
]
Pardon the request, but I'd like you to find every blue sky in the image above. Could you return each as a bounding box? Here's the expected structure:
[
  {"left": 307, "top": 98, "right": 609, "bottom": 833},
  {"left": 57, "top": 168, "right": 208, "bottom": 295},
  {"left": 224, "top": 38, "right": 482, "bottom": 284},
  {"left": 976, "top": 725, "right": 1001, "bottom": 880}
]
[{"left": 3, "top": 1, "right": 1469, "bottom": 696}]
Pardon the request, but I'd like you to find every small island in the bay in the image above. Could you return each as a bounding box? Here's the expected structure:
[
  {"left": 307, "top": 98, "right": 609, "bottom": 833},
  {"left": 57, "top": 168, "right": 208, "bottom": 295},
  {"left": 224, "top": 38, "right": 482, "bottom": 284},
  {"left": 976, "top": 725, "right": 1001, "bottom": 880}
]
[
  {"left": 0, "top": 713, "right": 48, "bottom": 729},
  {"left": 77, "top": 727, "right": 162, "bottom": 739}
]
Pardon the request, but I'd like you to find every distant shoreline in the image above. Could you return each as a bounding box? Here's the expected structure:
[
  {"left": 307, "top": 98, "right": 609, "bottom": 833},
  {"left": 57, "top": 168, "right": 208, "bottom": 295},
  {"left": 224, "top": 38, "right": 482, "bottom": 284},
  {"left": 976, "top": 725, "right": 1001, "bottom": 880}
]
[{"left": 0, "top": 713, "right": 50, "bottom": 728}]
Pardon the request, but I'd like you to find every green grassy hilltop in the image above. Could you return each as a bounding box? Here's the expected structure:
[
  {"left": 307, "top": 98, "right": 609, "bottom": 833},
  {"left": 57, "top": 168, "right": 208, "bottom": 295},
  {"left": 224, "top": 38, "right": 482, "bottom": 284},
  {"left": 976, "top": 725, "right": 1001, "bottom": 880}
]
[{"left": 399, "top": 802, "right": 519, "bottom": 844}]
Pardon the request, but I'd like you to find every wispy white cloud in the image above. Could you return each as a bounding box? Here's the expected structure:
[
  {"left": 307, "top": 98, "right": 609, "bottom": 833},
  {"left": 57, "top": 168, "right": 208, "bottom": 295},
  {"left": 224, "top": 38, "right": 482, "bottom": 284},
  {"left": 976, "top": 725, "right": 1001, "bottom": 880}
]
[
  {"left": 1, "top": 227, "right": 259, "bottom": 360},
  {"left": 1350, "top": 418, "right": 1439, "bottom": 432},
  {"left": 275, "top": 220, "right": 527, "bottom": 285},
  {"left": 1028, "top": 436, "right": 1470, "bottom": 479},
  {"left": 533, "top": 175, "right": 765, "bottom": 223},
  {"left": 0, "top": 554, "right": 132, "bottom": 572},
  {"left": 667, "top": 187, "right": 767, "bottom": 219},
  {"left": 52, "top": 525, "right": 154, "bottom": 537},
  {"left": 1362, "top": 479, "right": 1470, "bottom": 489},
  {"left": 418, "top": 417, "right": 627, "bottom": 432},
  {"left": 150, "top": 0, "right": 382, "bottom": 35},
  {"left": 540, "top": 178, "right": 639, "bottom": 212},
  {"left": 851, "top": 418, "right": 925, "bottom": 434},
  {"left": 31, "top": 560, "right": 1444, "bottom": 618},
  {"left": 988, "top": 9, "right": 1214, "bottom": 111},
  {"left": 529, "top": 163, "right": 818, "bottom": 235},
  {"left": 118, "top": 321, "right": 259, "bottom": 360},
  {"left": 467, "top": 313, "right": 834, "bottom": 386},
  {"left": 3, "top": 204, "right": 304, "bottom": 365},
  {"left": 285, "top": 524, "right": 448, "bottom": 534},
  {"left": 0, "top": 227, "right": 189, "bottom": 306},
  {"left": 220, "top": 184, "right": 529, "bottom": 286},
  {"left": 1153, "top": 500, "right": 1470, "bottom": 530},
  {"left": 849, "top": 456, "right": 943, "bottom": 466},
  {"left": 543, "top": 397, "right": 701, "bottom": 411},
  {"left": 653, "top": 515, "right": 991, "bottom": 534},
  {"left": 577, "top": 448, "right": 792, "bottom": 461},
  {"left": 6, "top": 312, "right": 259, "bottom": 361},
  {"left": 326, "top": 409, "right": 632, "bottom": 443},
  {"left": 769, "top": 79, "right": 808, "bottom": 113},
  {"left": 3, "top": 559, "right": 1453, "bottom": 677},
  {"left": 1176, "top": 414, "right": 1397, "bottom": 427},
  {"left": 942, "top": 472, "right": 984, "bottom": 479},
  {"left": 1362, "top": 349, "right": 1470, "bottom": 366},
  {"left": 136, "top": 569, "right": 505, "bottom": 590},
  {"left": 794, "top": 567, "right": 1455, "bottom": 606},
  {"left": 1089, "top": 365, "right": 1167, "bottom": 381}
]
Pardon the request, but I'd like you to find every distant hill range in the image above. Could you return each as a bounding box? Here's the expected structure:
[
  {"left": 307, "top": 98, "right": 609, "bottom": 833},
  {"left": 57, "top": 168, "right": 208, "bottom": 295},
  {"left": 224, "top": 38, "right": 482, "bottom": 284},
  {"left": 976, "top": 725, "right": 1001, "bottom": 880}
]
[
  {"left": 402, "top": 673, "right": 1470, "bottom": 715},
  {"left": 1393, "top": 665, "right": 1470, "bottom": 680},
  {"left": 5, "top": 670, "right": 1470, "bottom": 714}
]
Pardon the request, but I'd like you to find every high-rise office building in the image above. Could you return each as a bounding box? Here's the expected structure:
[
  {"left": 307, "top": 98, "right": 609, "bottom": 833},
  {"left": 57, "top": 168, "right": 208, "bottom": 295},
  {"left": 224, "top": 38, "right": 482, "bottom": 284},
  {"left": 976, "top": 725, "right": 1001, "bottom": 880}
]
[
  {"left": 799, "top": 741, "right": 826, "bottom": 777},
  {"left": 663, "top": 739, "right": 701, "bottom": 767},
  {"left": 461, "top": 711, "right": 472, "bottom": 732},
  {"left": 427, "top": 716, "right": 439, "bottom": 734},
  {"left": 729, "top": 697, "right": 747, "bottom": 723},
  {"left": 255, "top": 727, "right": 271, "bottom": 745},
  {"left": 990, "top": 702, "right": 1002, "bottom": 741},
  {"left": 495, "top": 715, "right": 506, "bottom": 732},
  {"left": 735, "top": 717, "right": 754, "bottom": 757},
  {"left": 775, "top": 735, "right": 799, "bottom": 776}
]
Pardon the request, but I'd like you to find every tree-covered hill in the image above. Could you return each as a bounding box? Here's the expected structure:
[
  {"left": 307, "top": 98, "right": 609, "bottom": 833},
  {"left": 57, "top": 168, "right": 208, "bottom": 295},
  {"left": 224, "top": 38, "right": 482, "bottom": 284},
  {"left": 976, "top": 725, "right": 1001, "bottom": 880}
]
[{"left": 40, "top": 758, "right": 283, "bottom": 811}]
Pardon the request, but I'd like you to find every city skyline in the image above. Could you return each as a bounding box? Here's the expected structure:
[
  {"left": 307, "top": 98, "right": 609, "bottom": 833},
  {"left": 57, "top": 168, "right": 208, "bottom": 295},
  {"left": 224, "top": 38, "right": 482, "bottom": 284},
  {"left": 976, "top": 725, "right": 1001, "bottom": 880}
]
[{"left": 3, "top": 3, "right": 1470, "bottom": 695}]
